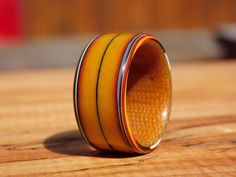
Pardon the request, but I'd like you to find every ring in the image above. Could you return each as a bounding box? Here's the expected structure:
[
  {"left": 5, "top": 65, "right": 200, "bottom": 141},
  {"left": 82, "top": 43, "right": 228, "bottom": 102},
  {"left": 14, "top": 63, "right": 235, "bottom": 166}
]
[{"left": 73, "top": 33, "right": 172, "bottom": 154}]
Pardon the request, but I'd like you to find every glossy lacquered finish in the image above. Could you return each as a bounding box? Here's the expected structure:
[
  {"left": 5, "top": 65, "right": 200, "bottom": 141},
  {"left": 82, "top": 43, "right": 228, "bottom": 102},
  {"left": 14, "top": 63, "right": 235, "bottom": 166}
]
[{"left": 74, "top": 33, "right": 172, "bottom": 154}]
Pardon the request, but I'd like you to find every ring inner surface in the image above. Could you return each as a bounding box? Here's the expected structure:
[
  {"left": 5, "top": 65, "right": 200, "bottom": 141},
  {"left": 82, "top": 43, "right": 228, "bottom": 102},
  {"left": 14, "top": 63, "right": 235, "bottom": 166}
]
[{"left": 126, "top": 39, "right": 171, "bottom": 148}]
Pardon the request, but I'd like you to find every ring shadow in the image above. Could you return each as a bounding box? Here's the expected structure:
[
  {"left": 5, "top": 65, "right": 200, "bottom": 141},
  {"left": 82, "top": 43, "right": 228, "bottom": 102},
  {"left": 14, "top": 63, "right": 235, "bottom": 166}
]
[{"left": 43, "top": 130, "right": 139, "bottom": 158}]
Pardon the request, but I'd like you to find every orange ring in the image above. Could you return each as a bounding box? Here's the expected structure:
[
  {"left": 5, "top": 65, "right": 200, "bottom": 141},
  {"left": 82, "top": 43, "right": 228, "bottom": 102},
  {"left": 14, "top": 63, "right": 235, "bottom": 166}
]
[{"left": 74, "top": 33, "right": 172, "bottom": 154}]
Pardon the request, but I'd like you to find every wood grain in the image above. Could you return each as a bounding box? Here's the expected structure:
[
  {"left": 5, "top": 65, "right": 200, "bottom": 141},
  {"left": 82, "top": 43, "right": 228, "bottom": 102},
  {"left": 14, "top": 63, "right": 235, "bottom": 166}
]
[
  {"left": 24, "top": 0, "right": 236, "bottom": 38},
  {"left": 0, "top": 60, "right": 236, "bottom": 176}
]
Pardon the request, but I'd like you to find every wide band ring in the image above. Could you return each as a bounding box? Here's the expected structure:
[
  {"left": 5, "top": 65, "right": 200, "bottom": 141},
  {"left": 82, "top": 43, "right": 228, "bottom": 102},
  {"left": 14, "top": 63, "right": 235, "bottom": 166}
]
[{"left": 73, "top": 33, "right": 172, "bottom": 154}]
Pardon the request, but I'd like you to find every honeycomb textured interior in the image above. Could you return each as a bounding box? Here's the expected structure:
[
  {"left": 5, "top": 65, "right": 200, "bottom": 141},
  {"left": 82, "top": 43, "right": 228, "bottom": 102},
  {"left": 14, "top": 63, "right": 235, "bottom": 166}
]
[{"left": 126, "top": 39, "right": 171, "bottom": 148}]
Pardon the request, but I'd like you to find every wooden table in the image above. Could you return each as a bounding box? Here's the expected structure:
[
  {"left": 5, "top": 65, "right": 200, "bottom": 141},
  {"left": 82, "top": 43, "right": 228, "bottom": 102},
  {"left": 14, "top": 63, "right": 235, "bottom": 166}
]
[{"left": 0, "top": 60, "right": 236, "bottom": 176}]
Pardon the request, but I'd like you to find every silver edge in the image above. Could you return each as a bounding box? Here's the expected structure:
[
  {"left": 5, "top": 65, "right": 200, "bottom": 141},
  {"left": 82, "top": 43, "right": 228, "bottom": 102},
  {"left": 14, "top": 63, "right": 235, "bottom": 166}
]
[
  {"left": 117, "top": 33, "right": 144, "bottom": 152},
  {"left": 73, "top": 35, "right": 99, "bottom": 146}
]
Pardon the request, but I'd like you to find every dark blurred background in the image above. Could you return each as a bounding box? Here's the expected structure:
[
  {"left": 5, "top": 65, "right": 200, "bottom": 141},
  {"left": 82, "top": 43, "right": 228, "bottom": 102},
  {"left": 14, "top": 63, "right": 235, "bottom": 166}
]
[{"left": 0, "top": 0, "right": 236, "bottom": 70}]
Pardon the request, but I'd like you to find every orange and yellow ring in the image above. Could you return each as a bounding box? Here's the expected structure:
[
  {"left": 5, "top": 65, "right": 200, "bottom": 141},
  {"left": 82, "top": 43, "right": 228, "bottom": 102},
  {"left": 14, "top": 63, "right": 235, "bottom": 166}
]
[{"left": 73, "top": 33, "right": 172, "bottom": 154}]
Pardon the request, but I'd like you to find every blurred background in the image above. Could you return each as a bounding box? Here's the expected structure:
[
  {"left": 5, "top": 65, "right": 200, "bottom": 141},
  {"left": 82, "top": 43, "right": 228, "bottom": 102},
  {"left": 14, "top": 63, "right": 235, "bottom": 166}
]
[{"left": 0, "top": 0, "right": 236, "bottom": 70}]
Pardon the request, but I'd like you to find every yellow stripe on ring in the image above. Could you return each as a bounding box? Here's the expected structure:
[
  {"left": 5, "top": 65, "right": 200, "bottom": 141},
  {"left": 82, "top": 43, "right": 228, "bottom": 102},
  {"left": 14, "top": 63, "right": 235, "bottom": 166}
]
[
  {"left": 97, "top": 33, "right": 136, "bottom": 152},
  {"left": 78, "top": 34, "right": 118, "bottom": 151}
]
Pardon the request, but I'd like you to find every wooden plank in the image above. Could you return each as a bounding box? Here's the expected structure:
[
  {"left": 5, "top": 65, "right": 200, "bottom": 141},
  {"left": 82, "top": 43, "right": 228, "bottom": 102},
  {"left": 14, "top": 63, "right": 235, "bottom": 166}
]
[
  {"left": 24, "top": 0, "right": 236, "bottom": 37},
  {"left": 0, "top": 60, "right": 236, "bottom": 176}
]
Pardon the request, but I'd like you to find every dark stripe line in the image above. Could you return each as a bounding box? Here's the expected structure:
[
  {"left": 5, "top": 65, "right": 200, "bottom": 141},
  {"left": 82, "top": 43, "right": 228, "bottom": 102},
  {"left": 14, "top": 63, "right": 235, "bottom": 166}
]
[{"left": 95, "top": 33, "right": 121, "bottom": 151}]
